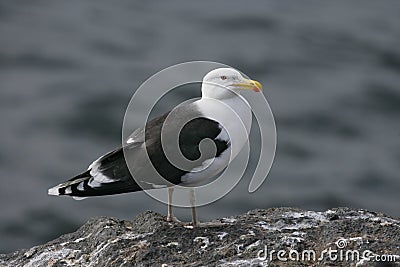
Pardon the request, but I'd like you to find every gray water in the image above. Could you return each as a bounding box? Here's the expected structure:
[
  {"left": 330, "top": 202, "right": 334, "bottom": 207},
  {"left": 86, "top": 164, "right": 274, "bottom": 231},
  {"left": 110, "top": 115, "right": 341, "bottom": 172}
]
[{"left": 1, "top": 0, "right": 399, "bottom": 253}]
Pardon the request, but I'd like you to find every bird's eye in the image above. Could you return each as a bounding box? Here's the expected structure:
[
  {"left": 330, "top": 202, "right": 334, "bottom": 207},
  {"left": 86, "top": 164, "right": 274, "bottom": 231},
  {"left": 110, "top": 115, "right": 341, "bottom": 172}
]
[{"left": 220, "top": 76, "right": 227, "bottom": 80}]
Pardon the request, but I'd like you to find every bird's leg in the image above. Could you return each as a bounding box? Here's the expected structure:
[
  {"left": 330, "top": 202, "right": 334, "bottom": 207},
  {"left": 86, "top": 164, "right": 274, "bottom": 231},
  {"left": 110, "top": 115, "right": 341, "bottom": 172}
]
[
  {"left": 188, "top": 188, "right": 226, "bottom": 228},
  {"left": 167, "top": 187, "right": 180, "bottom": 223},
  {"left": 167, "top": 187, "right": 174, "bottom": 221},
  {"left": 190, "top": 188, "right": 198, "bottom": 226}
]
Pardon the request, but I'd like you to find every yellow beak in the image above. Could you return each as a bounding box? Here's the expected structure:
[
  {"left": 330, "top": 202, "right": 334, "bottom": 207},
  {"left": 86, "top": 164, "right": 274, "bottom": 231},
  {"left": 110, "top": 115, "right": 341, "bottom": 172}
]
[{"left": 233, "top": 79, "right": 262, "bottom": 92}]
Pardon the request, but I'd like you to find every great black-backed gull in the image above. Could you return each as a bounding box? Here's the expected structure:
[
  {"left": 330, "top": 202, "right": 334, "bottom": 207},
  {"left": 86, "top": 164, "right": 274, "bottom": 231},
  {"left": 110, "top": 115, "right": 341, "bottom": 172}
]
[{"left": 48, "top": 68, "right": 262, "bottom": 226}]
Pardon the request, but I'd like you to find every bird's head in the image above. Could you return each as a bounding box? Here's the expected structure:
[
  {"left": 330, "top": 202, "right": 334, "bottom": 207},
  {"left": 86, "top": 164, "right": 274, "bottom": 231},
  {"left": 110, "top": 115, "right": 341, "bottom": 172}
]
[{"left": 201, "top": 68, "right": 262, "bottom": 99}]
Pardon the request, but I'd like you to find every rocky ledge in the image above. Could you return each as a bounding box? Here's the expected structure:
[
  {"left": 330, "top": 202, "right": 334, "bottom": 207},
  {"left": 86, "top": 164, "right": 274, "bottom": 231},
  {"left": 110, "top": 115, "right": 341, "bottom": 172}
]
[{"left": 0, "top": 207, "right": 399, "bottom": 267}]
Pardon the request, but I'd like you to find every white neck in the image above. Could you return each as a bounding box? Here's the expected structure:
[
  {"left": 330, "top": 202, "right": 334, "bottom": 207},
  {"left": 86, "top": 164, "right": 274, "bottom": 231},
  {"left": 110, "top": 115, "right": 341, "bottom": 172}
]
[{"left": 195, "top": 93, "right": 252, "bottom": 158}]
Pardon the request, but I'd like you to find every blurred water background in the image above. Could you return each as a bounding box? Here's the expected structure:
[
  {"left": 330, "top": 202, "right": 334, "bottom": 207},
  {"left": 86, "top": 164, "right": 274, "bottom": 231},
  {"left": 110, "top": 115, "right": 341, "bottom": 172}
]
[{"left": 1, "top": 0, "right": 399, "bottom": 253}]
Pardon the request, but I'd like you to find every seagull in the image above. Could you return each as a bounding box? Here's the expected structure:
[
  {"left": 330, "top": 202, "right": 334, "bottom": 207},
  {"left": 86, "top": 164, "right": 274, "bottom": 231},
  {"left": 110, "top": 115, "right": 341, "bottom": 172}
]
[{"left": 48, "top": 68, "right": 262, "bottom": 226}]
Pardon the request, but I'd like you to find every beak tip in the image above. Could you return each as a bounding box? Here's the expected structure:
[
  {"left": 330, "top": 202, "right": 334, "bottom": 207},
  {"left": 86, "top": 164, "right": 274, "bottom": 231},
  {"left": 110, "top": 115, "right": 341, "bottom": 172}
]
[{"left": 253, "top": 80, "right": 262, "bottom": 92}]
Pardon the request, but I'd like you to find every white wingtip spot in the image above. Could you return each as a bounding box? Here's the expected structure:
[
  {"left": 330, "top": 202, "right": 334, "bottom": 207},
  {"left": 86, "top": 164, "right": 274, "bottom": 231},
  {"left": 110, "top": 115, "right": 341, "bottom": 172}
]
[{"left": 48, "top": 186, "right": 60, "bottom": 196}]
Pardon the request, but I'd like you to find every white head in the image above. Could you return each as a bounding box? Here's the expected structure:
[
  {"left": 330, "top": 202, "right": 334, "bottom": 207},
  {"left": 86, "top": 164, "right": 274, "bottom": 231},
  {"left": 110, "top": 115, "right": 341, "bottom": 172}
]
[{"left": 201, "top": 68, "right": 262, "bottom": 100}]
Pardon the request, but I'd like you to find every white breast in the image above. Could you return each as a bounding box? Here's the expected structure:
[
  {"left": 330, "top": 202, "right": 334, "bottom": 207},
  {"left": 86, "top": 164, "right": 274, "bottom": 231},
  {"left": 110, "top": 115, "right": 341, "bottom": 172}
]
[{"left": 180, "top": 95, "right": 252, "bottom": 185}]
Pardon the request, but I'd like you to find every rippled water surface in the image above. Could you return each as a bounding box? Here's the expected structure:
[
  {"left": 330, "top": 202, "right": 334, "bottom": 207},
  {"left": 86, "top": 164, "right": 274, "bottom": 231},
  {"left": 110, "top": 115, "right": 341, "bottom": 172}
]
[{"left": 0, "top": 1, "right": 399, "bottom": 253}]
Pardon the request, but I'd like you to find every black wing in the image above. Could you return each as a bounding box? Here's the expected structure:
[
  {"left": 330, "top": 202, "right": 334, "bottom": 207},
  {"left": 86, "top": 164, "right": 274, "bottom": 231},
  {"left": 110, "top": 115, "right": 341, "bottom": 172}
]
[{"left": 49, "top": 106, "right": 229, "bottom": 197}]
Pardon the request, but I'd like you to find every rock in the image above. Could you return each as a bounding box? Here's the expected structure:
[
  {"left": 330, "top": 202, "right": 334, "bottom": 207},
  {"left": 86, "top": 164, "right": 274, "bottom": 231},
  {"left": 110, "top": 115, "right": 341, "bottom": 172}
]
[{"left": 0, "top": 207, "right": 399, "bottom": 266}]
